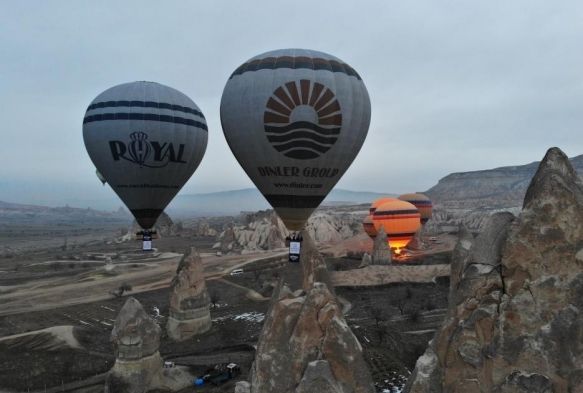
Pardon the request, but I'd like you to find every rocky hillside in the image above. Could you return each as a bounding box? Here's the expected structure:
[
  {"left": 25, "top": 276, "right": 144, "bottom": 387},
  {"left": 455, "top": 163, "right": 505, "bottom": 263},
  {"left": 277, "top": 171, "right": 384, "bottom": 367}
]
[
  {"left": 0, "top": 201, "right": 131, "bottom": 226},
  {"left": 427, "top": 153, "right": 583, "bottom": 209},
  {"left": 214, "top": 208, "right": 365, "bottom": 253},
  {"left": 405, "top": 147, "right": 583, "bottom": 393},
  {"left": 168, "top": 188, "right": 391, "bottom": 217},
  {"left": 422, "top": 150, "right": 583, "bottom": 233}
]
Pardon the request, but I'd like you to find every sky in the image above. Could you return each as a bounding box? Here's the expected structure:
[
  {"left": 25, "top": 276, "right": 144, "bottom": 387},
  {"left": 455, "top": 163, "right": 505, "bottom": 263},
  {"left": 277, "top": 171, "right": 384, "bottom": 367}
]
[{"left": 1, "top": 1, "right": 582, "bottom": 209}]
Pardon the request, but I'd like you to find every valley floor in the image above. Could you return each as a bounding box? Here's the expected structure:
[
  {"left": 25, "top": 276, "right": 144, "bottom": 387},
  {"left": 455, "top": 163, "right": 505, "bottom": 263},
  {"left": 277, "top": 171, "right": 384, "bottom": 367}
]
[{"left": 0, "top": 227, "right": 453, "bottom": 393}]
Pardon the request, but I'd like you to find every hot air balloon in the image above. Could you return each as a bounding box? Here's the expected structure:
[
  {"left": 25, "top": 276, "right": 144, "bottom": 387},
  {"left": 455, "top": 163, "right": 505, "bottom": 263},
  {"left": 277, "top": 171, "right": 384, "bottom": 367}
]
[
  {"left": 83, "top": 81, "right": 208, "bottom": 246},
  {"left": 220, "top": 49, "right": 371, "bottom": 233},
  {"left": 369, "top": 197, "right": 394, "bottom": 215},
  {"left": 362, "top": 215, "right": 377, "bottom": 238},
  {"left": 398, "top": 193, "right": 432, "bottom": 224},
  {"left": 372, "top": 199, "right": 421, "bottom": 252}
]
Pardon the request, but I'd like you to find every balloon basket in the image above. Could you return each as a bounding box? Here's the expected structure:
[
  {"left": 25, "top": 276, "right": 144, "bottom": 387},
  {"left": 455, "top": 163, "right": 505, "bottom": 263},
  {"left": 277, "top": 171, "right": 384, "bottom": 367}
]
[
  {"left": 287, "top": 232, "right": 303, "bottom": 263},
  {"left": 136, "top": 230, "right": 157, "bottom": 252}
]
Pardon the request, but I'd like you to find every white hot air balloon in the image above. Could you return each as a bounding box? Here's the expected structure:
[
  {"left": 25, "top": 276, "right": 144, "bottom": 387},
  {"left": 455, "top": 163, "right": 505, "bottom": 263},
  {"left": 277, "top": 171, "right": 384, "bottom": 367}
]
[
  {"left": 221, "top": 49, "right": 371, "bottom": 233},
  {"left": 83, "top": 81, "right": 207, "bottom": 249}
]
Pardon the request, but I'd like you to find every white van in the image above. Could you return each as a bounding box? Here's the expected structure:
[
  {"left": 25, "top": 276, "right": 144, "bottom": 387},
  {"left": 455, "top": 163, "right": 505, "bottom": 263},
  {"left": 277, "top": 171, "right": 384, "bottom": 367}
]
[{"left": 230, "top": 268, "right": 244, "bottom": 276}]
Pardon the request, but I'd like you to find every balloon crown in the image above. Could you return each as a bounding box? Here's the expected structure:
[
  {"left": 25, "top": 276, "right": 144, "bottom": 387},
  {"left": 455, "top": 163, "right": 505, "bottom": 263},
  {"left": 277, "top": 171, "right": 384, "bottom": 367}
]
[{"left": 130, "top": 131, "right": 149, "bottom": 141}]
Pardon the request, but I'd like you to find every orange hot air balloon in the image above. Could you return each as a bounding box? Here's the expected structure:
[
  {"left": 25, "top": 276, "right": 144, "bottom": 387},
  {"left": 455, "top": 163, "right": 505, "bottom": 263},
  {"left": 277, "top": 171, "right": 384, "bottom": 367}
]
[
  {"left": 372, "top": 199, "right": 421, "bottom": 251},
  {"left": 369, "top": 197, "right": 394, "bottom": 215},
  {"left": 398, "top": 193, "right": 433, "bottom": 224},
  {"left": 362, "top": 215, "right": 377, "bottom": 238}
]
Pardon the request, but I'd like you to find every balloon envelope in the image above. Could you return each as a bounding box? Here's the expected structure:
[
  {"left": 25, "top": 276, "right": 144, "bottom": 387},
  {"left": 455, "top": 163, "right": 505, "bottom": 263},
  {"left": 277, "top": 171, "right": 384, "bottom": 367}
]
[
  {"left": 83, "top": 81, "right": 208, "bottom": 229},
  {"left": 221, "top": 49, "right": 371, "bottom": 230},
  {"left": 398, "top": 193, "right": 432, "bottom": 224},
  {"left": 372, "top": 199, "right": 421, "bottom": 250},
  {"left": 369, "top": 197, "right": 394, "bottom": 215}
]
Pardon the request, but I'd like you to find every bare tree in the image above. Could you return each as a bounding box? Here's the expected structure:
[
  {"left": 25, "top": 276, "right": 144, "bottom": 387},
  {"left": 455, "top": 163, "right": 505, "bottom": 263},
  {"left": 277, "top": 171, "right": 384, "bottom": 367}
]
[
  {"left": 390, "top": 297, "right": 407, "bottom": 315},
  {"left": 253, "top": 270, "right": 261, "bottom": 281},
  {"left": 111, "top": 282, "right": 132, "bottom": 298},
  {"left": 209, "top": 290, "right": 220, "bottom": 308},
  {"left": 370, "top": 305, "right": 386, "bottom": 327}
]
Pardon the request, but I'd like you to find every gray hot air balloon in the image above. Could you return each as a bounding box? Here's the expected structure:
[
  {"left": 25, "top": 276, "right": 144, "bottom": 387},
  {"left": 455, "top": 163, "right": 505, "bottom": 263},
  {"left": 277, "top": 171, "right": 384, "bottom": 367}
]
[
  {"left": 221, "top": 49, "right": 371, "bottom": 230},
  {"left": 83, "top": 81, "right": 208, "bottom": 230}
]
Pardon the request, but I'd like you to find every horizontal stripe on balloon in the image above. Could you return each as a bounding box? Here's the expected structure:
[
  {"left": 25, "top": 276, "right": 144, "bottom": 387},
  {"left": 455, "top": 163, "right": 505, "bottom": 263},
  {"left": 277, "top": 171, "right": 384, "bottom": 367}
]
[
  {"left": 283, "top": 149, "right": 320, "bottom": 159},
  {"left": 87, "top": 101, "right": 205, "bottom": 118},
  {"left": 266, "top": 131, "right": 338, "bottom": 145},
  {"left": 373, "top": 215, "right": 421, "bottom": 220},
  {"left": 264, "top": 194, "right": 325, "bottom": 208},
  {"left": 273, "top": 140, "right": 331, "bottom": 154},
  {"left": 264, "top": 121, "right": 341, "bottom": 136},
  {"left": 373, "top": 210, "right": 420, "bottom": 216},
  {"left": 83, "top": 113, "right": 208, "bottom": 131},
  {"left": 385, "top": 233, "right": 418, "bottom": 238},
  {"left": 230, "top": 56, "right": 362, "bottom": 80}
]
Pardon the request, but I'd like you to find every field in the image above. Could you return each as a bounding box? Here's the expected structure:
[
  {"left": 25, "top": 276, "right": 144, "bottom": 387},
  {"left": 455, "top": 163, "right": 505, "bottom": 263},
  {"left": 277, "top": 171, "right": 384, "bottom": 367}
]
[{"left": 0, "top": 217, "right": 452, "bottom": 393}]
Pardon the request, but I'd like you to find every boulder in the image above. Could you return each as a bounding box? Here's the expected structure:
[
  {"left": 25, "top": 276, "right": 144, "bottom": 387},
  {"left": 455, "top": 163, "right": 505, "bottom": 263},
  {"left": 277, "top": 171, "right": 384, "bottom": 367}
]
[
  {"left": 405, "top": 147, "right": 583, "bottom": 393},
  {"left": 166, "top": 248, "right": 211, "bottom": 340},
  {"left": 235, "top": 381, "right": 252, "bottom": 393}
]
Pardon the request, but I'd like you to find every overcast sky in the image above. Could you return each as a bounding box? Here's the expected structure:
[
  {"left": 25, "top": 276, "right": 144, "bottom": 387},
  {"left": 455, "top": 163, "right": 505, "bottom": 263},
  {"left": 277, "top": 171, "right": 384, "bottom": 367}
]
[{"left": 1, "top": 1, "right": 582, "bottom": 208}]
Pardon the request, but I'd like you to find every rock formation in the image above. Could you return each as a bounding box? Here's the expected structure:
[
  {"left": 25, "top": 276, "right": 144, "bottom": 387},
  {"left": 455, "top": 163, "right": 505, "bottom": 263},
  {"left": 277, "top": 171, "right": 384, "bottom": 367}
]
[
  {"left": 107, "top": 297, "right": 192, "bottom": 393},
  {"left": 371, "top": 226, "right": 391, "bottom": 265},
  {"left": 166, "top": 248, "right": 211, "bottom": 340},
  {"left": 360, "top": 252, "right": 372, "bottom": 268},
  {"left": 300, "top": 231, "right": 333, "bottom": 292},
  {"left": 249, "top": 281, "right": 375, "bottom": 393},
  {"left": 194, "top": 220, "right": 218, "bottom": 237},
  {"left": 235, "top": 381, "right": 252, "bottom": 393},
  {"left": 218, "top": 224, "right": 237, "bottom": 253},
  {"left": 214, "top": 209, "right": 363, "bottom": 253},
  {"left": 107, "top": 297, "right": 162, "bottom": 393},
  {"left": 424, "top": 206, "right": 522, "bottom": 234},
  {"left": 304, "top": 212, "right": 360, "bottom": 243},
  {"left": 405, "top": 147, "right": 583, "bottom": 393}
]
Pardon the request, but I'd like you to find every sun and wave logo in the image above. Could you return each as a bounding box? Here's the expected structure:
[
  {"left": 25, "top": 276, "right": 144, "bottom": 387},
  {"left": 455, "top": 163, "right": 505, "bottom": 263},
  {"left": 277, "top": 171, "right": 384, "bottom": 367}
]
[{"left": 264, "top": 80, "right": 342, "bottom": 160}]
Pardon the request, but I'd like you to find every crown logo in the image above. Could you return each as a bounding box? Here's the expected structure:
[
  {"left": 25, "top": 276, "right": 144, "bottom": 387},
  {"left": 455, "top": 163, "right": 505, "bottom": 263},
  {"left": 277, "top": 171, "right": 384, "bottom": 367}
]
[{"left": 128, "top": 131, "right": 151, "bottom": 166}]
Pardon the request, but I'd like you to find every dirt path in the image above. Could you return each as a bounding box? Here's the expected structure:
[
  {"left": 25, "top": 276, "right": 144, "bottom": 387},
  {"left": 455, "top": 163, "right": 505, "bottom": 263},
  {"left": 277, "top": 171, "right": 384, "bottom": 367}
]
[
  {"left": 216, "top": 278, "right": 269, "bottom": 301},
  {"left": 0, "top": 250, "right": 284, "bottom": 316}
]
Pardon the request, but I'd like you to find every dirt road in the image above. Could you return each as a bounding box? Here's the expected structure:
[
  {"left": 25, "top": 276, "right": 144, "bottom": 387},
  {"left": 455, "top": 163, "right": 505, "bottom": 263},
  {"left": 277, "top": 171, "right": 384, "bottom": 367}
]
[{"left": 0, "top": 250, "right": 284, "bottom": 317}]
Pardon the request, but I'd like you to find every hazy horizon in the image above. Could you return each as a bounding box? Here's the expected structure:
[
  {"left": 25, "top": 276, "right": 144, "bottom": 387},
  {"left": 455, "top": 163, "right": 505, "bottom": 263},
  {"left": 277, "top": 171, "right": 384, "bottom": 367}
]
[{"left": 2, "top": 1, "right": 582, "bottom": 209}]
